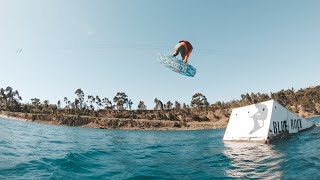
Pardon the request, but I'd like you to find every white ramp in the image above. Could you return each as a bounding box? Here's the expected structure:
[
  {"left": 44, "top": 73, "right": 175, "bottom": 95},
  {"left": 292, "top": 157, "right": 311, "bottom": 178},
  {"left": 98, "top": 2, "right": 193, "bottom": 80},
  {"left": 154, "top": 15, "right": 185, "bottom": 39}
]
[{"left": 223, "top": 100, "right": 315, "bottom": 143}]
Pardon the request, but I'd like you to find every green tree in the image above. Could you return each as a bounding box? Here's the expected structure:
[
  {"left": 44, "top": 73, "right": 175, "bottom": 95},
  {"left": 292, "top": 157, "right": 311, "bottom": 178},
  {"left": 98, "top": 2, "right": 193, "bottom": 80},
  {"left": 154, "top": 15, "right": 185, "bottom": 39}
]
[
  {"left": 174, "top": 101, "right": 181, "bottom": 110},
  {"left": 245, "top": 93, "right": 253, "bottom": 104},
  {"left": 57, "top": 100, "right": 61, "bottom": 110},
  {"left": 154, "top": 98, "right": 164, "bottom": 110},
  {"left": 31, "top": 98, "right": 41, "bottom": 112},
  {"left": 127, "top": 99, "right": 133, "bottom": 110},
  {"left": 64, "top": 97, "right": 71, "bottom": 113},
  {"left": 190, "top": 93, "right": 209, "bottom": 109},
  {"left": 102, "top": 98, "right": 114, "bottom": 109},
  {"left": 43, "top": 100, "right": 49, "bottom": 113},
  {"left": 166, "top": 101, "right": 173, "bottom": 110},
  {"left": 258, "top": 93, "right": 270, "bottom": 102},
  {"left": 250, "top": 93, "right": 258, "bottom": 104},
  {"left": 43, "top": 100, "right": 49, "bottom": 108},
  {"left": 88, "top": 95, "right": 95, "bottom": 111},
  {"left": 75, "top": 88, "right": 85, "bottom": 109},
  {"left": 272, "top": 90, "right": 289, "bottom": 107},
  {"left": 183, "top": 103, "right": 187, "bottom": 109},
  {"left": 137, "top": 101, "right": 147, "bottom": 110},
  {"left": 0, "top": 87, "right": 22, "bottom": 111},
  {"left": 95, "top": 96, "right": 103, "bottom": 110},
  {"left": 113, "top": 92, "right": 128, "bottom": 110}
]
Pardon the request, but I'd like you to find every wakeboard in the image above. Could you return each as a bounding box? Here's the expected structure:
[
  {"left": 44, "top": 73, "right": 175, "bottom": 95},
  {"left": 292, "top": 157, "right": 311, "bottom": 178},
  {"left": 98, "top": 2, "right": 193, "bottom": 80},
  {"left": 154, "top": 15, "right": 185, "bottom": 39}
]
[{"left": 158, "top": 54, "right": 196, "bottom": 77}]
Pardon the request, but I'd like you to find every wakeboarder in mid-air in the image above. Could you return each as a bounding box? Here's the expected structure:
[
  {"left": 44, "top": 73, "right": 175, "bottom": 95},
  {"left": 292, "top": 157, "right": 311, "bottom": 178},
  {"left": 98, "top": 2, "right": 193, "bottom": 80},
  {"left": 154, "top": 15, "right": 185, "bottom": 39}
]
[{"left": 172, "top": 40, "right": 193, "bottom": 64}]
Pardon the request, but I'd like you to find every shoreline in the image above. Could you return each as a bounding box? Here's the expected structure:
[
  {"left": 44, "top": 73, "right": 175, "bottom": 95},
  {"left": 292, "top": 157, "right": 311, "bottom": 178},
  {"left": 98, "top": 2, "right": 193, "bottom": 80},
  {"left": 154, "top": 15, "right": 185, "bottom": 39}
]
[
  {"left": 1, "top": 85, "right": 320, "bottom": 131},
  {"left": 305, "top": 115, "right": 320, "bottom": 118},
  {"left": 1, "top": 110, "right": 318, "bottom": 131},
  {"left": 0, "top": 112, "right": 227, "bottom": 131},
  {"left": 0, "top": 114, "right": 30, "bottom": 122}
]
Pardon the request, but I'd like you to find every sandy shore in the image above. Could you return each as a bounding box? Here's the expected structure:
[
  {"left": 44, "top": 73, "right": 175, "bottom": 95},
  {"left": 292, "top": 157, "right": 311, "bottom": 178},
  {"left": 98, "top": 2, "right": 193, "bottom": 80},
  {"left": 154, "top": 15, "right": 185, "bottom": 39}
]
[
  {"left": 0, "top": 114, "right": 29, "bottom": 122},
  {"left": 0, "top": 113, "right": 60, "bottom": 126}
]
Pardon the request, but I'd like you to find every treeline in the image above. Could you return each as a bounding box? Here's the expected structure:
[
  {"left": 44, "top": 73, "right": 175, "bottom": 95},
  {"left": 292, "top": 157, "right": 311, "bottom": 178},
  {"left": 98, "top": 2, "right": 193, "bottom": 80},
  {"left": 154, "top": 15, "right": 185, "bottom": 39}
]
[
  {"left": 1, "top": 86, "right": 320, "bottom": 116},
  {"left": 214, "top": 86, "right": 320, "bottom": 114},
  {"left": 0, "top": 88, "right": 212, "bottom": 116}
]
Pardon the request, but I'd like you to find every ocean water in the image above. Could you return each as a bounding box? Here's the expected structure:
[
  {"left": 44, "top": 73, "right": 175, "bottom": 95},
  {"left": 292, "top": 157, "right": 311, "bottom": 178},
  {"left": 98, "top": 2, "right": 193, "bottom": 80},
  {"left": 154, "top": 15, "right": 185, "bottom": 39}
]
[{"left": 0, "top": 117, "right": 319, "bottom": 179}]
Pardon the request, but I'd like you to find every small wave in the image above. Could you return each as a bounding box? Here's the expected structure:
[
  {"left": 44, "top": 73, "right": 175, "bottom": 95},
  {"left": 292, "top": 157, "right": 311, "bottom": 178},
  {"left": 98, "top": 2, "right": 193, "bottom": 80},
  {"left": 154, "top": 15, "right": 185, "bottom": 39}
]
[
  {"left": 315, "top": 122, "right": 320, "bottom": 127},
  {"left": 1, "top": 117, "right": 320, "bottom": 179}
]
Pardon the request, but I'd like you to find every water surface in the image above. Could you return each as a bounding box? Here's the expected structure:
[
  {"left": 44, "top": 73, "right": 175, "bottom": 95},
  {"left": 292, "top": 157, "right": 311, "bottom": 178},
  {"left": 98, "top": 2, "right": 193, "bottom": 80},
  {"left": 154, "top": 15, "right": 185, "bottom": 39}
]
[{"left": 0, "top": 117, "right": 319, "bottom": 179}]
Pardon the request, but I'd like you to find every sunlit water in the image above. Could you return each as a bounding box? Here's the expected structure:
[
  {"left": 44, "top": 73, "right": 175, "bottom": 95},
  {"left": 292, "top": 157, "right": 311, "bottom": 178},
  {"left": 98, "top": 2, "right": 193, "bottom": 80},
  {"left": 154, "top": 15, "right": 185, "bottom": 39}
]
[{"left": 0, "top": 117, "right": 319, "bottom": 179}]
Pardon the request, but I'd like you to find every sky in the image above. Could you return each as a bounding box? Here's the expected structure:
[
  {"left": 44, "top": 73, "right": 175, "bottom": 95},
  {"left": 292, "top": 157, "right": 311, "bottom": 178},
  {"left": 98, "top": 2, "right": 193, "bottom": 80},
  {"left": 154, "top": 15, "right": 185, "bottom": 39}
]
[{"left": 1, "top": 0, "right": 320, "bottom": 109}]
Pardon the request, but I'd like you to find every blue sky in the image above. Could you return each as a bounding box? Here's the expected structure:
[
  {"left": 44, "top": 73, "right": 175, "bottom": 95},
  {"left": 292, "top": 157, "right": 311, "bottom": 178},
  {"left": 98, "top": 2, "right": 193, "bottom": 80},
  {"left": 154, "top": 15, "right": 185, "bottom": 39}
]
[{"left": 1, "top": 0, "right": 320, "bottom": 109}]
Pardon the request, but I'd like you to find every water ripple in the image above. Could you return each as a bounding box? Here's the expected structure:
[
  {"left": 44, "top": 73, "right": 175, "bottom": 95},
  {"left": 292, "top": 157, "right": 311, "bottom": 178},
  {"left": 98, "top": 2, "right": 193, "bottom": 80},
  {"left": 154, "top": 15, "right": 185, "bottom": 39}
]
[{"left": 0, "top": 117, "right": 319, "bottom": 179}]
